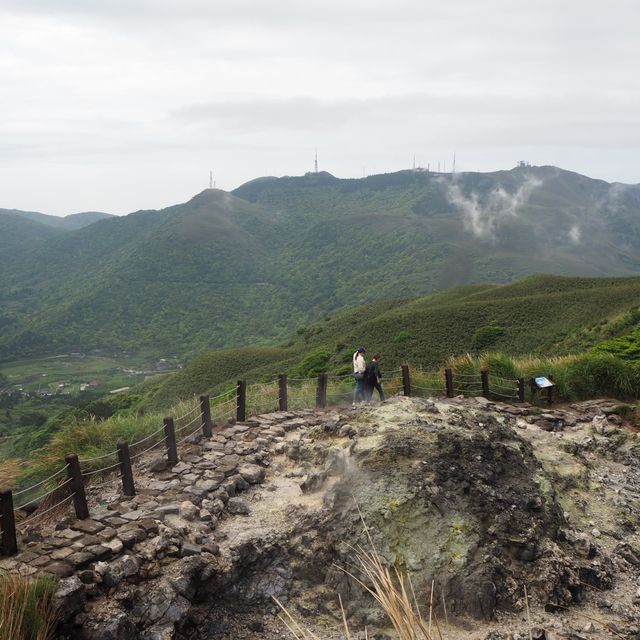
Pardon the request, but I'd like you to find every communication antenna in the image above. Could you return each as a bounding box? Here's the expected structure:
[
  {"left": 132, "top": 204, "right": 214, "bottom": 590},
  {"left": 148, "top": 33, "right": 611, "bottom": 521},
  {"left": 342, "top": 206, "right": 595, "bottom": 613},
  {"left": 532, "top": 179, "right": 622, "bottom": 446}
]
[
  {"left": 314, "top": 149, "right": 318, "bottom": 174},
  {"left": 451, "top": 151, "right": 456, "bottom": 175},
  {"left": 413, "top": 155, "right": 416, "bottom": 170},
  {"left": 209, "top": 170, "right": 213, "bottom": 189}
]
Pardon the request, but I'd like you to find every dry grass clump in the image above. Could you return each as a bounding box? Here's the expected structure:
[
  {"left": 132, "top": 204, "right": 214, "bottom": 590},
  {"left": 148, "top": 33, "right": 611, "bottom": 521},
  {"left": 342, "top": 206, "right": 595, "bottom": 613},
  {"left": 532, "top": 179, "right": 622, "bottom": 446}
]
[
  {"left": 276, "top": 543, "right": 444, "bottom": 639},
  {"left": 276, "top": 512, "right": 445, "bottom": 640},
  {"left": 0, "top": 459, "right": 24, "bottom": 488},
  {"left": 0, "top": 573, "right": 57, "bottom": 640}
]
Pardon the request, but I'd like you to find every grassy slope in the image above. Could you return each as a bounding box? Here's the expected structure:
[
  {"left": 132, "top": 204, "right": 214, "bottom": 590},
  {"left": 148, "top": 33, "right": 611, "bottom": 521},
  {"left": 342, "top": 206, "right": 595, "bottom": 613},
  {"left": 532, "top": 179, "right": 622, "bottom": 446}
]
[
  {"left": 7, "top": 273, "right": 640, "bottom": 482},
  {"left": 144, "top": 274, "right": 640, "bottom": 408},
  {"left": 4, "top": 166, "right": 640, "bottom": 363}
]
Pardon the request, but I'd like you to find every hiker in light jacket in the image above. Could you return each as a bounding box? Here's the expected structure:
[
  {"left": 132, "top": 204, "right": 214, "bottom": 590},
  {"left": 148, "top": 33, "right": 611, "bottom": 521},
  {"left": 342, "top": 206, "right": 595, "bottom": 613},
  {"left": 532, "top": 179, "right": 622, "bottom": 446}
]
[{"left": 352, "top": 346, "right": 366, "bottom": 404}]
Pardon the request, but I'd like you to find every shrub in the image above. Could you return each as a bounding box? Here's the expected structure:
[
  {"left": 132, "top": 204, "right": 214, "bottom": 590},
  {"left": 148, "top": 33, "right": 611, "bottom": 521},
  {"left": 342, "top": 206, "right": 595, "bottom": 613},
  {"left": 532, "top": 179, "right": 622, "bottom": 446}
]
[
  {"left": 288, "top": 349, "right": 332, "bottom": 378},
  {"left": 471, "top": 324, "right": 506, "bottom": 351},
  {"left": 564, "top": 353, "right": 640, "bottom": 400}
]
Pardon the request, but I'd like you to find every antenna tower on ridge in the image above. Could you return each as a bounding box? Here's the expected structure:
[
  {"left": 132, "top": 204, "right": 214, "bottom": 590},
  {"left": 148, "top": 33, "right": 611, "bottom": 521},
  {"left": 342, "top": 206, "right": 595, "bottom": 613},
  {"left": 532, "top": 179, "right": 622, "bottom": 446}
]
[
  {"left": 451, "top": 152, "right": 456, "bottom": 175},
  {"left": 209, "top": 170, "right": 213, "bottom": 189},
  {"left": 314, "top": 149, "right": 318, "bottom": 173}
]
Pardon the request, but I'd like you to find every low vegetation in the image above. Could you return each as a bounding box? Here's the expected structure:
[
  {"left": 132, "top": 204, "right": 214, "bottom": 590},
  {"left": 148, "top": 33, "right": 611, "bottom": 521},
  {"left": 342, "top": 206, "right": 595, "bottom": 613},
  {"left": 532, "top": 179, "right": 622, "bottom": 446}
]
[
  {"left": 444, "top": 351, "right": 640, "bottom": 404},
  {"left": 0, "top": 573, "right": 57, "bottom": 640},
  {"left": 6, "top": 274, "right": 640, "bottom": 491}
]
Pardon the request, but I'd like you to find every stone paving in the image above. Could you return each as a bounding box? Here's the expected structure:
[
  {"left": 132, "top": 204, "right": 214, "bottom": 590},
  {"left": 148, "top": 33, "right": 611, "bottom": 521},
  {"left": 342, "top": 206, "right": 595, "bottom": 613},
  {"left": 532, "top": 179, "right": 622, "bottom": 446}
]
[{"left": 0, "top": 409, "right": 322, "bottom": 590}]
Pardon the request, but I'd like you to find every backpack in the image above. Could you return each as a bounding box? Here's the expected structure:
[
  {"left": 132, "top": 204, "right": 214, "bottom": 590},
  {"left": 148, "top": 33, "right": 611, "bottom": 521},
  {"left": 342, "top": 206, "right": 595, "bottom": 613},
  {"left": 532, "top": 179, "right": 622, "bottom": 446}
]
[{"left": 364, "top": 362, "right": 378, "bottom": 384}]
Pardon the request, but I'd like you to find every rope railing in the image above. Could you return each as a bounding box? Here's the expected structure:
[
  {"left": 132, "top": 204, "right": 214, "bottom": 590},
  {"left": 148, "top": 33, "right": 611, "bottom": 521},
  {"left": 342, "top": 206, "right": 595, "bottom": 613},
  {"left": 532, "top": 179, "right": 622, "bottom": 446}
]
[
  {"left": 248, "top": 379, "right": 279, "bottom": 389},
  {"left": 129, "top": 436, "right": 166, "bottom": 462},
  {"left": 11, "top": 463, "right": 70, "bottom": 498},
  {"left": 412, "top": 384, "right": 445, "bottom": 392},
  {"left": 81, "top": 461, "right": 121, "bottom": 478},
  {"left": 176, "top": 419, "right": 206, "bottom": 446},
  {"left": 78, "top": 449, "right": 119, "bottom": 464},
  {"left": 15, "top": 478, "right": 72, "bottom": 511},
  {"left": 212, "top": 397, "right": 236, "bottom": 408},
  {"left": 174, "top": 401, "right": 200, "bottom": 422},
  {"left": 86, "top": 474, "right": 124, "bottom": 492},
  {"left": 489, "top": 382, "right": 519, "bottom": 392},
  {"left": 175, "top": 412, "right": 202, "bottom": 435},
  {"left": 490, "top": 391, "right": 519, "bottom": 400},
  {"left": 18, "top": 493, "right": 75, "bottom": 526},
  {"left": 129, "top": 423, "right": 166, "bottom": 449},
  {"left": 209, "top": 389, "right": 235, "bottom": 402},
  {"left": 1, "top": 364, "right": 534, "bottom": 559}
]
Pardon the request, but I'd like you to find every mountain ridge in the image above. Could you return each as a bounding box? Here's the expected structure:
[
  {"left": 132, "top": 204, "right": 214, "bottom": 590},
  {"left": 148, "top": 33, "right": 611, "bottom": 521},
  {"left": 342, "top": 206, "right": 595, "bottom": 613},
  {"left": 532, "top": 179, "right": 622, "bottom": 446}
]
[{"left": 3, "top": 165, "right": 640, "bottom": 362}]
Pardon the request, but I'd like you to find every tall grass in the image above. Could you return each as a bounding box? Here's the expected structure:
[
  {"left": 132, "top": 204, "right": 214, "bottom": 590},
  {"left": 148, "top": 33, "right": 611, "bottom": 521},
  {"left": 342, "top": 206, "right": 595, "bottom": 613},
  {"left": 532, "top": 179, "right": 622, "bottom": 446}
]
[
  {"left": 411, "top": 367, "right": 445, "bottom": 398},
  {"left": 14, "top": 349, "right": 640, "bottom": 499},
  {"left": 446, "top": 351, "right": 640, "bottom": 403},
  {"left": 13, "top": 398, "right": 201, "bottom": 494},
  {"left": 276, "top": 541, "right": 444, "bottom": 639},
  {"left": 0, "top": 459, "right": 24, "bottom": 488},
  {"left": 0, "top": 573, "right": 57, "bottom": 640}
]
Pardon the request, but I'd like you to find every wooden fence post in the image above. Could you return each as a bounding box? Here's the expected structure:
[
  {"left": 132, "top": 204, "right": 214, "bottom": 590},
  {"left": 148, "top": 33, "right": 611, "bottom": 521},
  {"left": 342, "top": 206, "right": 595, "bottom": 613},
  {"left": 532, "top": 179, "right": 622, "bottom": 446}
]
[
  {"left": 200, "top": 395, "right": 213, "bottom": 438},
  {"left": 278, "top": 374, "right": 288, "bottom": 411},
  {"left": 445, "top": 368, "right": 454, "bottom": 398},
  {"left": 401, "top": 365, "right": 411, "bottom": 397},
  {"left": 548, "top": 375, "right": 554, "bottom": 406},
  {"left": 481, "top": 370, "right": 489, "bottom": 398},
  {"left": 117, "top": 440, "right": 136, "bottom": 497},
  {"left": 316, "top": 373, "right": 328, "bottom": 409},
  {"left": 163, "top": 417, "right": 179, "bottom": 465},
  {"left": 236, "top": 380, "right": 247, "bottom": 422},
  {"left": 65, "top": 454, "right": 89, "bottom": 520},
  {"left": 517, "top": 378, "right": 525, "bottom": 402},
  {"left": 0, "top": 489, "right": 18, "bottom": 556}
]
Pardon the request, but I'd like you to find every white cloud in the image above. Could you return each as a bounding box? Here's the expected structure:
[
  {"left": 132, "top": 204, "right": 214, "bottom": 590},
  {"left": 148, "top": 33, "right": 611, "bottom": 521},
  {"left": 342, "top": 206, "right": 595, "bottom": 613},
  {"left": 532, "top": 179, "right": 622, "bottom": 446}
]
[
  {"left": 447, "top": 177, "right": 542, "bottom": 240},
  {"left": 568, "top": 225, "right": 581, "bottom": 244}
]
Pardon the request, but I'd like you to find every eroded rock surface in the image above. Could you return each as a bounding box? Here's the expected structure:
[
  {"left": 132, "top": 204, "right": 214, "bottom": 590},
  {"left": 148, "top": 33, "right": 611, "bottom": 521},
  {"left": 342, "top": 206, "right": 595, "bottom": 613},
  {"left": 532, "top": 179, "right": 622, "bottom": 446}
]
[{"left": 5, "top": 397, "right": 640, "bottom": 639}]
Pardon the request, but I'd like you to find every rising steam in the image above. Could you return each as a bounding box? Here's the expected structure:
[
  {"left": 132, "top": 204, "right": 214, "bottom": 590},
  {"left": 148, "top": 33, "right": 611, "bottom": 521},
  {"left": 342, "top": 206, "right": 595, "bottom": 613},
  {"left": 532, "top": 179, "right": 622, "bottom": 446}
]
[{"left": 447, "top": 177, "right": 542, "bottom": 240}]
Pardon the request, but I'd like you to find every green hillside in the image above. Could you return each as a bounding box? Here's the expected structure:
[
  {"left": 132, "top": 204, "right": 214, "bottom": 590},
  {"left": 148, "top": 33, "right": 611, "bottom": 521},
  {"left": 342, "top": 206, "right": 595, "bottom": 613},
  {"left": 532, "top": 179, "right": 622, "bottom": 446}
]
[
  {"left": 3, "top": 166, "right": 640, "bottom": 362},
  {"left": 144, "top": 274, "right": 640, "bottom": 408},
  {"left": 5, "top": 273, "right": 640, "bottom": 464},
  {"left": 0, "top": 208, "right": 113, "bottom": 230}
]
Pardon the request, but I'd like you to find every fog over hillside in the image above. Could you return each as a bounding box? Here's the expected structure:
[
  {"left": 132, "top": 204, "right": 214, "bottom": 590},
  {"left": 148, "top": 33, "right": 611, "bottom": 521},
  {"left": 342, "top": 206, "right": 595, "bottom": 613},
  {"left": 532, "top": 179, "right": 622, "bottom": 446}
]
[{"left": 2, "top": 165, "right": 640, "bottom": 362}]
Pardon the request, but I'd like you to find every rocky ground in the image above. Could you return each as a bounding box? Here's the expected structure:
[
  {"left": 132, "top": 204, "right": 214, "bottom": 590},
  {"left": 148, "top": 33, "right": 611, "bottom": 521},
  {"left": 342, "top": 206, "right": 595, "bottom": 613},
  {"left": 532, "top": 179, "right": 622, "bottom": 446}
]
[{"left": 4, "top": 395, "right": 640, "bottom": 639}]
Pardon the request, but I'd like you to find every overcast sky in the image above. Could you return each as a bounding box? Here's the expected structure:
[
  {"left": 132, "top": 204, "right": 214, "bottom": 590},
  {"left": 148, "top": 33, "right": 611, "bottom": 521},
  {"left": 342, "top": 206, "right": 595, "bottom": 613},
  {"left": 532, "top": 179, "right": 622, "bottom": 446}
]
[{"left": 1, "top": 0, "right": 638, "bottom": 215}]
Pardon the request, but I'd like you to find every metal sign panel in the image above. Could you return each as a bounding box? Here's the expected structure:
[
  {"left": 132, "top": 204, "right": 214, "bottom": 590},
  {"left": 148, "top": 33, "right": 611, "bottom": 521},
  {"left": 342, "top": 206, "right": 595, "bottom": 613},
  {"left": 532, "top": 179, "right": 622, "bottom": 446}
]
[{"left": 534, "top": 376, "right": 554, "bottom": 389}]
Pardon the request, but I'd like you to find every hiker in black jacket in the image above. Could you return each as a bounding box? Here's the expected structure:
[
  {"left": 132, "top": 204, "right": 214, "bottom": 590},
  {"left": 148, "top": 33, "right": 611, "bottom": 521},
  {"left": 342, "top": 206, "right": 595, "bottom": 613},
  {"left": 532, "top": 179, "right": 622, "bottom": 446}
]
[{"left": 364, "top": 354, "right": 385, "bottom": 402}]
